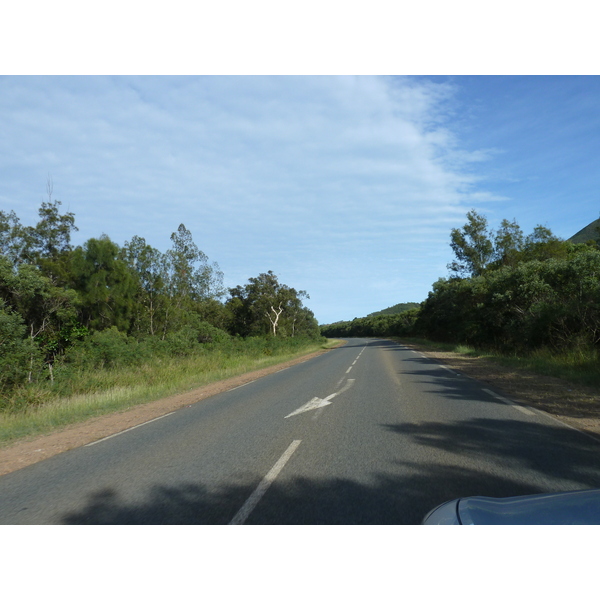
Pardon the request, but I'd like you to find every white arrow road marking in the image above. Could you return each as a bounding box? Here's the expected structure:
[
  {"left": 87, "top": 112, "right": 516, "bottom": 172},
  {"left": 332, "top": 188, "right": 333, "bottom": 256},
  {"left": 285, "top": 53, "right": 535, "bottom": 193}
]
[
  {"left": 284, "top": 379, "right": 355, "bottom": 418},
  {"left": 335, "top": 378, "right": 355, "bottom": 396},
  {"left": 285, "top": 397, "right": 333, "bottom": 418}
]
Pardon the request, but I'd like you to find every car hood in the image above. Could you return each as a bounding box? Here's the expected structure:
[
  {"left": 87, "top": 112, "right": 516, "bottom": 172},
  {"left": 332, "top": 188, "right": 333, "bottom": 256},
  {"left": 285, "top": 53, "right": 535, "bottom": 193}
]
[{"left": 423, "top": 488, "right": 600, "bottom": 525}]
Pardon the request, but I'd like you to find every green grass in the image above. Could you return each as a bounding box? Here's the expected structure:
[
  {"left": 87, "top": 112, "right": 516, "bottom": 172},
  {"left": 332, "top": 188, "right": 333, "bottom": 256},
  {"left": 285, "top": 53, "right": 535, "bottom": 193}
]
[
  {"left": 493, "top": 347, "right": 600, "bottom": 388},
  {"left": 392, "top": 337, "right": 462, "bottom": 353},
  {"left": 452, "top": 344, "right": 485, "bottom": 357},
  {"left": 0, "top": 338, "right": 336, "bottom": 447},
  {"left": 322, "top": 338, "right": 346, "bottom": 349}
]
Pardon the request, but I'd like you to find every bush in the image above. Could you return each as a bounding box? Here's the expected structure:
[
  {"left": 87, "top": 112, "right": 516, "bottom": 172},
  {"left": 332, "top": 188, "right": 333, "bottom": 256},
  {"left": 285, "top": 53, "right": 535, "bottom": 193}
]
[
  {"left": 64, "top": 326, "right": 146, "bottom": 369},
  {"left": 195, "top": 321, "right": 231, "bottom": 344},
  {"left": 416, "top": 247, "right": 600, "bottom": 354},
  {"left": 161, "top": 326, "right": 202, "bottom": 357},
  {"left": 0, "top": 302, "right": 43, "bottom": 395}
]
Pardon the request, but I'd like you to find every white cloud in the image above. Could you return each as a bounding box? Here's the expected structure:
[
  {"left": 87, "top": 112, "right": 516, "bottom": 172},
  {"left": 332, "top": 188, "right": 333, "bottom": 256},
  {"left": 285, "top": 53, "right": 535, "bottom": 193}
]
[{"left": 0, "top": 75, "right": 498, "bottom": 323}]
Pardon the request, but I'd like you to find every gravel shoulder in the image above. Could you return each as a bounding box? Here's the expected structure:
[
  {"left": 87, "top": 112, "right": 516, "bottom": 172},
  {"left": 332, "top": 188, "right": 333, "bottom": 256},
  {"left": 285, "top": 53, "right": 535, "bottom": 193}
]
[{"left": 1, "top": 339, "right": 599, "bottom": 477}]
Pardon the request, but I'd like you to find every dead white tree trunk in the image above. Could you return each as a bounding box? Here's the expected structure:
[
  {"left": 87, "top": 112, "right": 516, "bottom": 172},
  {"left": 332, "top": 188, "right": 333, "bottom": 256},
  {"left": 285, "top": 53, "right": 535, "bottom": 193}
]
[
  {"left": 28, "top": 317, "right": 50, "bottom": 384},
  {"left": 267, "top": 304, "right": 283, "bottom": 337},
  {"left": 28, "top": 324, "right": 36, "bottom": 383}
]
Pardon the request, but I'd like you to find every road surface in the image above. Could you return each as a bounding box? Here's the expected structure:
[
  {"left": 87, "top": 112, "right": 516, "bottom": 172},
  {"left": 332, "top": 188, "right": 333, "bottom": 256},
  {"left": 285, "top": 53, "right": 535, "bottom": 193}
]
[{"left": 1, "top": 338, "right": 600, "bottom": 524}]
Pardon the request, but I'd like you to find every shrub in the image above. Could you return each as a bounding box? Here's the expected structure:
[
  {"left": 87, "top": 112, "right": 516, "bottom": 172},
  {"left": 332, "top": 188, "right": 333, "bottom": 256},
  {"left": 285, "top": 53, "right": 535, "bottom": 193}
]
[
  {"left": 195, "top": 321, "right": 231, "bottom": 344},
  {"left": 161, "top": 326, "right": 201, "bottom": 357},
  {"left": 64, "top": 326, "right": 141, "bottom": 369},
  {"left": 0, "top": 302, "right": 43, "bottom": 395}
]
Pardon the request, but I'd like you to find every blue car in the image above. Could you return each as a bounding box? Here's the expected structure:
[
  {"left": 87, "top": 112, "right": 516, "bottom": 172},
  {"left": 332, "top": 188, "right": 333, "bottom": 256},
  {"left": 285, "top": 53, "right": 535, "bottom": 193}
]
[{"left": 422, "top": 488, "right": 600, "bottom": 524}]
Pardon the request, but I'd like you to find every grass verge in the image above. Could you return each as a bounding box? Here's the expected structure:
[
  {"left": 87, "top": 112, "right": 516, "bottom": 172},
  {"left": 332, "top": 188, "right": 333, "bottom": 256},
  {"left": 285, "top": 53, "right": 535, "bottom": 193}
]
[
  {"left": 395, "top": 337, "right": 600, "bottom": 388},
  {"left": 0, "top": 338, "right": 340, "bottom": 447}
]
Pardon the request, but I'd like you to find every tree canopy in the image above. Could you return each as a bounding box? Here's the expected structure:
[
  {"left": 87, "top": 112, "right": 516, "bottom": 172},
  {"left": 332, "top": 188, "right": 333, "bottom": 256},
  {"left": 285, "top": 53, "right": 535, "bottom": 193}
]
[
  {"left": 227, "top": 271, "right": 318, "bottom": 338},
  {"left": 0, "top": 199, "right": 321, "bottom": 399},
  {"left": 323, "top": 210, "right": 600, "bottom": 359}
]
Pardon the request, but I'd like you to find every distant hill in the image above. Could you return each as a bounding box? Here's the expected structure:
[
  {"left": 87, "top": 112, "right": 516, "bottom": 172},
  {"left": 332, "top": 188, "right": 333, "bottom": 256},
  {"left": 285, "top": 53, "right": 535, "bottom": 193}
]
[
  {"left": 367, "top": 302, "right": 420, "bottom": 317},
  {"left": 569, "top": 218, "right": 600, "bottom": 244}
]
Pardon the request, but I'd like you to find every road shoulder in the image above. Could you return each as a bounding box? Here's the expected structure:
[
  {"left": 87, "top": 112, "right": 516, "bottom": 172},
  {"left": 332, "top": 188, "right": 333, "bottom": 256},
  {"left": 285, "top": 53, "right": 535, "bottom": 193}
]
[
  {"left": 0, "top": 347, "right": 338, "bottom": 477},
  {"left": 401, "top": 340, "right": 600, "bottom": 439}
]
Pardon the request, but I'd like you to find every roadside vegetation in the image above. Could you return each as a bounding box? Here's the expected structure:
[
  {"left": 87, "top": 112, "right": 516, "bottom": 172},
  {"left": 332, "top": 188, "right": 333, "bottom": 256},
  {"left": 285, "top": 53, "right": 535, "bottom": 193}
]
[
  {"left": 0, "top": 336, "right": 336, "bottom": 446},
  {"left": 321, "top": 210, "right": 600, "bottom": 389},
  {"left": 1, "top": 187, "right": 324, "bottom": 440}
]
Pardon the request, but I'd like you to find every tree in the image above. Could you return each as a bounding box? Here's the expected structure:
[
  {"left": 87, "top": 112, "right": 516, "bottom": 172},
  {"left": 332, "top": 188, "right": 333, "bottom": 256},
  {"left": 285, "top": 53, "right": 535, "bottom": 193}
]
[
  {"left": 448, "top": 210, "right": 494, "bottom": 277},
  {"left": 121, "top": 235, "right": 168, "bottom": 337},
  {"left": 0, "top": 299, "right": 41, "bottom": 396},
  {"left": 5, "top": 178, "right": 79, "bottom": 271},
  {"left": 0, "top": 210, "right": 27, "bottom": 266},
  {"left": 165, "top": 224, "right": 224, "bottom": 303},
  {"left": 285, "top": 294, "right": 318, "bottom": 338},
  {"left": 157, "top": 224, "right": 225, "bottom": 338},
  {"left": 0, "top": 255, "right": 79, "bottom": 381},
  {"left": 521, "top": 225, "right": 568, "bottom": 262},
  {"left": 30, "top": 178, "right": 78, "bottom": 261},
  {"left": 492, "top": 218, "right": 524, "bottom": 268},
  {"left": 70, "top": 236, "right": 137, "bottom": 332},
  {"left": 449, "top": 211, "right": 568, "bottom": 277},
  {"left": 227, "top": 271, "right": 317, "bottom": 337},
  {"left": 0, "top": 182, "right": 78, "bottom": 285}
]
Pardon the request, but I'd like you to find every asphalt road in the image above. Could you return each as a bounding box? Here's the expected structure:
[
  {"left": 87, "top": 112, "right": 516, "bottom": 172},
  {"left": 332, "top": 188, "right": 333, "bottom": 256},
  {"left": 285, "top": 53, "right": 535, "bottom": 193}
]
[{"left": 2, "top": 338, "right": 600, "bottom": 524}]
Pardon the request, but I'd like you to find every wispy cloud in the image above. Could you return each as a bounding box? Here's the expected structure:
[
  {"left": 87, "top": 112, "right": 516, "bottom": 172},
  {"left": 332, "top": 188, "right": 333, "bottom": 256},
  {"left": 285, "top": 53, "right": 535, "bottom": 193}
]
[{"left": 0, "top": 76, "right": 501, "bottom": 322}]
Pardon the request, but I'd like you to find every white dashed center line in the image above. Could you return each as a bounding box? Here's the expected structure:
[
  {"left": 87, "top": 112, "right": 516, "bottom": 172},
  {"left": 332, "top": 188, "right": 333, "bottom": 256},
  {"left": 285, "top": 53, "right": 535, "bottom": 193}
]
[{"left": 229, "top": 440, "right": 302, "bottom": 525}]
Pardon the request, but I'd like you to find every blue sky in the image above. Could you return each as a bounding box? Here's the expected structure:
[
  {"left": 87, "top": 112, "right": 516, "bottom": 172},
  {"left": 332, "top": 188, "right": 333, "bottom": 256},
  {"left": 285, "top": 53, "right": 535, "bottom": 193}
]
[{"left": 1, "top": 75, "right": 599, "bottom": 325}]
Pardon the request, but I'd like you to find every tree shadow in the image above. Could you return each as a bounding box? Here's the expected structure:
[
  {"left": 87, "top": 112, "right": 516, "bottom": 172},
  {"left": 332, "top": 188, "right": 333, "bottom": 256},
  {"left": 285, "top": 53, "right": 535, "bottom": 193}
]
[
  {"left": 383, "top": 418, "right": 600, "bottom": 489},
  {"left": 60, "top": 483, "right": 248, "bottom": 525},
  {"left": 60, "top": 465, "right": 543, "bottom": 525},
  {"left": 60, "top": 417, "right": 600, "bottom": 525},
  {"left": 247, "top": 464, "right": 543, "bottom": 525},
  {"left": 384, "top": 356, "right": 511, "bottom": 407},
  {"left": 380, "top": 342, "right": 600, "bottom": 420}
]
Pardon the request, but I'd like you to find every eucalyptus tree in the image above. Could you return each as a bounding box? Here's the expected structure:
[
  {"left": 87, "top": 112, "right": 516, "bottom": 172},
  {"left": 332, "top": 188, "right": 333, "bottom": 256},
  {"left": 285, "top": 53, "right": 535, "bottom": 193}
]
[
  {"left": 165, "top": 224, "right": 224, "bottom": 303},
  {"left": 448, "top": 210, "right": 494, "bottom": 277},
  {"left": 121, "top": 235, "right": 168, "bottom": 337},
  {"left": 0, "top": 196, "right": 78, "bottom": 288},
  {"left": 29, "top": 200, "right": 77, "bottom": 261},
  {"left": 521, "top": 225, "right": 568, "bottom": 262},
  {"left": 449, "top": 211, "right": 567, "bottom": 277},
  {"left": 227, "top": 271, "right": 317, "bottom": 338},
  {"left": 160, "top": 224, "right": 225, "bottom": 338},
  {"left": 492, "top": 218, "right": 524, "bottom": 268},
  {"left": 0, "top": 210, "right": 27, "bottom": 266}
]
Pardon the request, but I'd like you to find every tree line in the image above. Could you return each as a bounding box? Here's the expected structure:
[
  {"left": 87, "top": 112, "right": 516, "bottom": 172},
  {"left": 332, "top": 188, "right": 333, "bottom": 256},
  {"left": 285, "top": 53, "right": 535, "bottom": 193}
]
[
  {"left": 0, "top": 195, "right": 320, "bottom": 397},
  {"left": 322, "top": 210, "right": 600, "bottom": 356}
]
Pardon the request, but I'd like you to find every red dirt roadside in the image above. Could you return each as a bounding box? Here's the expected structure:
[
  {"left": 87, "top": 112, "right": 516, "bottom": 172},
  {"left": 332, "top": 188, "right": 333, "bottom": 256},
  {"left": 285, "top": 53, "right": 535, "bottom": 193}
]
[{"left": 0, "top": 349, "right": 330, "bottom": 477}]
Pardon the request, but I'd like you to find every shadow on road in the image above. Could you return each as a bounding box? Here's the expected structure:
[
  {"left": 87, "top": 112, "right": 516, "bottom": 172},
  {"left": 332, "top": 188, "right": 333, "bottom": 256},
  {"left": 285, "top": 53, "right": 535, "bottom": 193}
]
[
  {"left": 395, "top": 363, "right": 511, "bottom": 406},
  {"left": 60, "top": 465, "right": 542, "bottom": 525},
  {"left": 384, "top": 417, "right": 600, "bottom": 488},
  {"left": 60, "top": 415, "right": 600, "bottom": 525}
]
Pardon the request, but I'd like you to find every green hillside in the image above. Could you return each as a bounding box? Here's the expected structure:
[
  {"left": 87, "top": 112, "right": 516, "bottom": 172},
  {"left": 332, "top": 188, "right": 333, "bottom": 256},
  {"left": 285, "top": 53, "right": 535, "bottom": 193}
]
[
  {"left": 569, "top": 218, "right": 600, "bottom": 244},
  {"left": 368, "top": 302, "right": 421, "bottom": 317}
]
